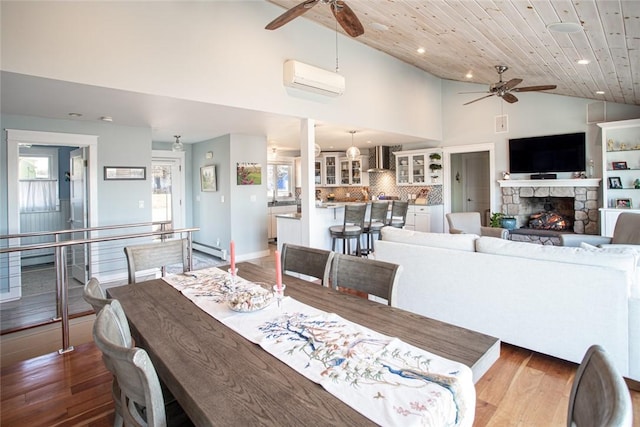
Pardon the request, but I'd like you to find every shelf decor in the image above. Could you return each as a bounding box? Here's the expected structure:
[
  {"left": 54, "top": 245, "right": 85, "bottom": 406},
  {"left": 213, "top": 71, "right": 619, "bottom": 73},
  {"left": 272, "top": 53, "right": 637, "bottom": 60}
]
[{"left": 612, "top": 161, "right": 628, "bottom": 170}]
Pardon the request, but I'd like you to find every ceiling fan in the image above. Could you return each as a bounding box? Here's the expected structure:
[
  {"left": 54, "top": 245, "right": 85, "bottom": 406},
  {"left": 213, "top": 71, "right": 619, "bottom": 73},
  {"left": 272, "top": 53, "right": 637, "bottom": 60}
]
[
  {"left": 463, "top": 65, "right": 557, "bottom": 105},
  {"left": 265, "top": 0, "right": 364, "bottom": 38}
]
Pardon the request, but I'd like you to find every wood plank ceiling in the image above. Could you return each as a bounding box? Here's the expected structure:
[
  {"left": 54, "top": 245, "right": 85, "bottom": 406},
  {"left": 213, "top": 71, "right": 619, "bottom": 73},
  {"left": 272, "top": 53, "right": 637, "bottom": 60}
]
[{"left": 266, "top": 0, "right": 640, "bottom": 106}]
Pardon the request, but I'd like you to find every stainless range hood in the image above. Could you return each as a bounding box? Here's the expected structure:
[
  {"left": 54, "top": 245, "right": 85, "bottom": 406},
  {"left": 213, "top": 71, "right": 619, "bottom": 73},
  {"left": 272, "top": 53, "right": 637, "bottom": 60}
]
[{"left": 367, "top": 146, "right": 390, "bottom": 171}]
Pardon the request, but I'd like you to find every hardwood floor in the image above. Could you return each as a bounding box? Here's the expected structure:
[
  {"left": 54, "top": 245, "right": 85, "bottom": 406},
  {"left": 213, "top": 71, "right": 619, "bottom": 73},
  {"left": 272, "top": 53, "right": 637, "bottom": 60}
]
[{"left": 2, "top": 341, "right": 638, "bottom": 426}]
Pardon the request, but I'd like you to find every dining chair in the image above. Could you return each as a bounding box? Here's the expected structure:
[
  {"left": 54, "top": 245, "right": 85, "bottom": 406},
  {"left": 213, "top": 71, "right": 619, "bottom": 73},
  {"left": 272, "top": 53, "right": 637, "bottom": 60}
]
[
  {"left": 94, "top": 301, "right": 192, "bottom": 427},
  {"left": 362, "top": 201, "right": 390, "bottom": 255},
  {"left": 124, "top": 238, "right": 189, "bottom": 283},
  {"left": 281, "top": 243, "right": 334, "bottom": 286},
  {"left": 567, "top": 344, "right": 633, "bottom": 427},
  {"left": 387, "top": 200, "right": 409, "bottom": 228},
  {"left": 329, "top": 203, "right": 367, "bottom": 256},
  {"left": 83, "top": 277, "right": 112, "bottom": 314},
  {"left": 330, "top": 253, "right": 402, "bottom": 305}
]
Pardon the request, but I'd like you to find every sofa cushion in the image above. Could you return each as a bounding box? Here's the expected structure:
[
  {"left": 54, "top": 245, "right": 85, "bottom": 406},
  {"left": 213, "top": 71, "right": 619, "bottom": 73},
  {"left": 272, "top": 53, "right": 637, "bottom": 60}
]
[
  {"left": 380, "top": 226, "right": 478, "bottom": 252},
  {"left": 476, "top": 236, "right": 637, "bottom": 273},
  {"left": 581, "top": 243, "right": 640, "bottom": 298}
]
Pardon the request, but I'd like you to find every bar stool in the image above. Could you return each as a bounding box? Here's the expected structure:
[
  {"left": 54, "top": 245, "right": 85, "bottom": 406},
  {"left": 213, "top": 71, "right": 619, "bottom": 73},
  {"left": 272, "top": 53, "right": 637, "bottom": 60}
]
[
  {"left": 362, "top": 201, "right": 390, "bottom": 255},
  {"left": 329, "top": 203, "right": 367, "bottom": 256},
  {"left": 388, "top": 200, "right": 409, "bottom": 228}
]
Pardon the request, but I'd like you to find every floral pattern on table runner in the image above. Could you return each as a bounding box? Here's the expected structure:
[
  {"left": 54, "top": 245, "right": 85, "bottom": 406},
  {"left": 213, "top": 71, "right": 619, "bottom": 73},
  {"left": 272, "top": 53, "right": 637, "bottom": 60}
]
[{"left": 163, "top": 268, "right": 474, "bottom": 427}]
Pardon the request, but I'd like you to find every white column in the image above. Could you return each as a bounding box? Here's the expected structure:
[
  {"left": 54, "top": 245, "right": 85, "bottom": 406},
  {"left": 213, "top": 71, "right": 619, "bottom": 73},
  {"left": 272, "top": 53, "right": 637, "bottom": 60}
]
[{"left": 299, "top": 119, "right": 318, "bottom": 247}]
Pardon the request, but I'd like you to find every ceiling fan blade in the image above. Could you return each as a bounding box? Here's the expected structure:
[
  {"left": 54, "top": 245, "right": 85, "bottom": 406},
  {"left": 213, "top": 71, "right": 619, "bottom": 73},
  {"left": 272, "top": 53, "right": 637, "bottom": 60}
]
[
  {"left": 513, "top": 85, "right": 557, "bottom": 92},
  {"left": 265, "top": 0, "right": 319, "bottom": 30},
  {"left": 458, "top": 91, "right": 491, "bottom": 94},
  {"left": 502, "top": 92, "right": 519, "bottom": 103},
  {"left": 331, "top": 1, "right": 364, "bottom": 37},
  {"left": 503, "top": 78, "right": 523, "bottom": 90},
  {"left": 463, "top": 93, "right": 496, "bottom": 105}
]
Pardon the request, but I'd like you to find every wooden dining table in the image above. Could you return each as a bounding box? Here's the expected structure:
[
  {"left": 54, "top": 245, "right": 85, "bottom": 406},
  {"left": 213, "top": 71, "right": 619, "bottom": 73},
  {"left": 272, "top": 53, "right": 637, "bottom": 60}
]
[{"left": 108, "top": 261, "right": 499, "bottom": 426}]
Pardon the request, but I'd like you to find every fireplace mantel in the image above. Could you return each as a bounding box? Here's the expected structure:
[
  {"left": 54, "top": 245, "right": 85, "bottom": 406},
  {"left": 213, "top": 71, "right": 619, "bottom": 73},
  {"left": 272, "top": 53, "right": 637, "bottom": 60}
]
[{"left": 498, "top": 179, "right": 601, "bottom": 188}]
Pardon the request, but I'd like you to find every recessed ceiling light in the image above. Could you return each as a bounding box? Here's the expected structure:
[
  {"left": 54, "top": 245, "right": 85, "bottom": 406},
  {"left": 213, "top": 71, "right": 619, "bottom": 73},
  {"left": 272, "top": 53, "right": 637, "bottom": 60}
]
[
  {"left": 371, "top": 22, "right": 388, "bottom": 31},
  {"left": 465, "top": 72, "right": 473, "bottom": 79},
  {"left": 68, "top": 112, "right": 82, "bottom": 117},
  {"left": 547, "top": 22, "right": 583, "bottom": 33},
  {"left": 100, "top": 116, "right": 113, "bottom": 122},
  {"left": 577, "top": 59, "right": 590, "bottom": 65},
  {"left": 595, "top": 90, "right": 605, "bottom": 95},
  {"left": 416, "top": 47, "right": 425, "bottom": 54}
]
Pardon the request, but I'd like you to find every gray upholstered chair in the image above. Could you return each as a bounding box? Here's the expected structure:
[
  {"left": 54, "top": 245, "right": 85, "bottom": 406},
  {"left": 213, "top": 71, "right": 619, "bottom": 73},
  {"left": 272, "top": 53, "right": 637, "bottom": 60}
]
[
  {"left": 83, "top": 277, "right": 112, "bottom": 314},
  {"left": 330, "top": 253, "right": 402, "bottom": 306},
  {"left": 329, "top": 203, "right": 367, "bottom": 256},
  {"left": 567, "top": 344, "right": 633, "bottom": 427},
  {"left": 387, "top": 200, "right": 409, "bottom": 228},
  {"left": 281, "top": 243, "right": 334, "bottom": 286},
  {"left": 124, "top": 238, "right": 189, "bottom": 283},
  {"left": 560, "top": 212, "right": 640, "bottom": 247},
  {"left": 446, "top": 212, "right": 509, "bottom": 239},
  {"left": 362, "top": 201, "right": 390, "bottom": 254}
]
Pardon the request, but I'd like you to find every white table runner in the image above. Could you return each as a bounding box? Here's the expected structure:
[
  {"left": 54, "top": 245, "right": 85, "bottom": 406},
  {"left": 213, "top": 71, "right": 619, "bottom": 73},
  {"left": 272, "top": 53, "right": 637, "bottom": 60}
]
[{"left": 163, "top": 268, "right": 475, "bottom": 427}]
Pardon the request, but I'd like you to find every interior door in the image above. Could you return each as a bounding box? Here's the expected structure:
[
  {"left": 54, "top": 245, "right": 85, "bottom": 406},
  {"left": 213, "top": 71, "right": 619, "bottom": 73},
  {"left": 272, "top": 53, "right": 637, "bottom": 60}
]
[
  {"left": 70, "top": 148, "right": 88, "bottom": 283},
  {"left": 463, "top": 152, "right": 490, "bottom": 225},
  {"left": 152, "top": 152, "right": 185, "bottom": 234}
]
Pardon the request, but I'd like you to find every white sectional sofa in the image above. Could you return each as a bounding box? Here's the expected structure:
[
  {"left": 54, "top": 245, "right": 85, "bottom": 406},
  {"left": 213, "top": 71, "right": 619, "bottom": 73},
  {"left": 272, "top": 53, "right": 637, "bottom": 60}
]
[{"left": 374, "top": 226, "right": 640, "bottom": 381}]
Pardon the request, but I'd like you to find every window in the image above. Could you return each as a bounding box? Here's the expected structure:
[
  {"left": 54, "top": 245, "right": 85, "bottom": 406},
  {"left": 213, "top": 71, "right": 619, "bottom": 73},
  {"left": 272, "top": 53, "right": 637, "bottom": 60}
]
[
  {"left": 267, "top": 160, "right": 295, "bottom": 201},
  {"left": 19, "top": 148, "right": 59, "bottom": 212}
]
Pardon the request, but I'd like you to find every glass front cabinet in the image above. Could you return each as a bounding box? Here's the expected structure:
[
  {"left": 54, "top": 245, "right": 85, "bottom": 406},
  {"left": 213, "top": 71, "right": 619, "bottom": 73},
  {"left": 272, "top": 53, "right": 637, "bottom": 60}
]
[
  {"left": 394, "top": 149, "right": 442, "bottom": 186},
  {"left": 323, "top": 153, "right": 338, "bottom": 186}
]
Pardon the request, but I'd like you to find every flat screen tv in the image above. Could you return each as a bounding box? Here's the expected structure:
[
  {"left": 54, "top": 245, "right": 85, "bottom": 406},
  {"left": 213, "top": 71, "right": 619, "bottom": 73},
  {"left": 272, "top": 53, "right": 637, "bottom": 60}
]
[{"left": 508, "top": 132, "right": 586, "bottom": 174}]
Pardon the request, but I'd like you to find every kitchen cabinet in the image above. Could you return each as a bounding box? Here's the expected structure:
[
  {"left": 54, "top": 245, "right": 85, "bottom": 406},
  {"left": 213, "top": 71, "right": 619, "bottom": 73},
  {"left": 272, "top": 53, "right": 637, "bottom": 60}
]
[
  {"left": 394, "top": 149, "right": 442, "bottom": 186},
  {"left": 321, "top": 153, "right": 368, "bottom": 187},
  {"left": 598, "top": 118, "right": 640, "bottom": 233},
  {"left": 405, "top": 205, "right": 431, "bottom": 232},
  {"left": 295, "top": 157, "right": 323, "bottom": 187},
  {"left": 268, "top": 204, "right": 297, "bottom": 240}
]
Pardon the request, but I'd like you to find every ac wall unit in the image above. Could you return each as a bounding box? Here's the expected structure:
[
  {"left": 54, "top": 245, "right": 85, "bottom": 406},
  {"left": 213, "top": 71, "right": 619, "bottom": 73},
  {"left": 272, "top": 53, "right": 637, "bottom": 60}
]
[{"left": 283, "top": 60, "right": 345, "bottom": 97}]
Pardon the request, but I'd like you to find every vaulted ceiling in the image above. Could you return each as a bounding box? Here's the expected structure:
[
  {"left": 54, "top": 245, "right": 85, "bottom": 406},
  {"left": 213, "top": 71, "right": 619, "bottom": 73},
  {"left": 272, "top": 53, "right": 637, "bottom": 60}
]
[{"left": 267, "top": 0, "right": 640, "bottom": 106}]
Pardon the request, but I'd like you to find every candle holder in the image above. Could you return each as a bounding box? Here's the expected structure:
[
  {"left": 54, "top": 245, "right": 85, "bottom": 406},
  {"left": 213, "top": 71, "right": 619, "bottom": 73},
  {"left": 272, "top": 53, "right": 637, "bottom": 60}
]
[
  {"left": 228, "top": 267, "right": 238, "bottom": 290},
  {"left": 273, "top": 284, "right": 286, "bottom": 309}
]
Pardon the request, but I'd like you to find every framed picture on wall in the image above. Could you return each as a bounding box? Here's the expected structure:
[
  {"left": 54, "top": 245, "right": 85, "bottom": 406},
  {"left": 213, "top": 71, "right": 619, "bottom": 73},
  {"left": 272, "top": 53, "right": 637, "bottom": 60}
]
[
  {"left": 104, "top": 166, "right": 146, "bottom": 180},
  {"left": 237, "top": 162, "right": 262, "bottom": 185},
  {"left": 200, "top": 165, "right": 217, "bottom": 192}
]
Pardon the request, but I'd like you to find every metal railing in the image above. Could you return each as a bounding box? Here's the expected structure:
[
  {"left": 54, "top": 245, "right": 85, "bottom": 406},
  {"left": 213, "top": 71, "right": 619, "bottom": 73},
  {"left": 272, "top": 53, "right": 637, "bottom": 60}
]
[{"left": 0, "top": 221, "right": 199, "bottom": 354}]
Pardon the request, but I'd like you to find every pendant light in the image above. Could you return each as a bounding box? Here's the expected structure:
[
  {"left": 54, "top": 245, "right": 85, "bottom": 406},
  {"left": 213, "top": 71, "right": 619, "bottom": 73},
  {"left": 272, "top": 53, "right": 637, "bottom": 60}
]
[
  {"left": 346, "top": 130, "right": 360, "bottom": 160},
  {"left": 314, "top": 143, "right": 322, "bottom": 157},
  {"left": 172, "top": 135, "right": 184, "bottom": 152}
]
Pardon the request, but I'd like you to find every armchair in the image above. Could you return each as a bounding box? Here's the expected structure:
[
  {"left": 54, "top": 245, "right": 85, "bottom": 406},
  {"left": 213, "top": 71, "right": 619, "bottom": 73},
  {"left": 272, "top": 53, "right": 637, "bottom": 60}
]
[
  {"left": 446, "top": 212, "right": 509, "bottom": 239},
  {"left": 560, "top": 212, "right": 640, "bottom": 247}
]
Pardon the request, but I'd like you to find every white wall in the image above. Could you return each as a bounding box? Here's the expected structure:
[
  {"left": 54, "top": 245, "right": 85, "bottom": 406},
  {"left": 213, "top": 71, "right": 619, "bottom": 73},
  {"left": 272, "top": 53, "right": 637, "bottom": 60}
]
[
  {"left": 1, "top": 1, "right": 443, "bottom": 141},
  {"left": 442, "top": 79, "right": 640, "bottom": 208}
]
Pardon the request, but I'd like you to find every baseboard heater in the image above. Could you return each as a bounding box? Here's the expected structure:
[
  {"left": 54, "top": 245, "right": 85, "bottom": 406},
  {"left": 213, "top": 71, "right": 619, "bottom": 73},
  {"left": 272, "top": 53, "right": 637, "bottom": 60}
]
[{"left": 193, "top": 241, "right": 227, "bottom": 261}]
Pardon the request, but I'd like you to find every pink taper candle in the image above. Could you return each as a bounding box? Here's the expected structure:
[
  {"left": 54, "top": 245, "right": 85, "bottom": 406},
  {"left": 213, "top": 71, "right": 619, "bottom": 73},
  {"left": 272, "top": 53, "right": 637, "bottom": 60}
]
[
  {"left": 230, "top": 241, "right": 236, "bottom": 275},
  {"left": 274, "top": 250, "right": 282, "bottom": 290}
]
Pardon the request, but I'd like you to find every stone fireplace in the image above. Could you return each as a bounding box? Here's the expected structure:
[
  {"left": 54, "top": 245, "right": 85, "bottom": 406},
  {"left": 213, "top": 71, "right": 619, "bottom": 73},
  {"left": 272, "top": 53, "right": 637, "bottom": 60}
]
[{"left": 499, "top": 179, "right": 601, "bottom": 237}]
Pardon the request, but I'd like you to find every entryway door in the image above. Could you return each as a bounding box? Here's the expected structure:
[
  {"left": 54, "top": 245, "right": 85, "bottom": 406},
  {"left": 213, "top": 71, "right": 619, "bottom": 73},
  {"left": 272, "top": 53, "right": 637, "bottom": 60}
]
[{"left": 151, "top": 151, "right": 185, "bottom": 234}]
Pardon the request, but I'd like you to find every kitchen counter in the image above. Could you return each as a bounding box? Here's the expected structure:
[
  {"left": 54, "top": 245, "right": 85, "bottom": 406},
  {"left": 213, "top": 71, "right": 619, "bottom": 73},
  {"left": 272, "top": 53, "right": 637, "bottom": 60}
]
[{"left": 268, "top": 200, "right": 298, "bottom": 207}]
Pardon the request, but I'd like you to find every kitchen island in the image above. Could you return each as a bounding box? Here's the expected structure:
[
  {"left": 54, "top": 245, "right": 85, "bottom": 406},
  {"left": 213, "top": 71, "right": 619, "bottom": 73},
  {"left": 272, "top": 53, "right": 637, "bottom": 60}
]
[{"left": 275, "top": 203, "right": 348, "bottom": 252}]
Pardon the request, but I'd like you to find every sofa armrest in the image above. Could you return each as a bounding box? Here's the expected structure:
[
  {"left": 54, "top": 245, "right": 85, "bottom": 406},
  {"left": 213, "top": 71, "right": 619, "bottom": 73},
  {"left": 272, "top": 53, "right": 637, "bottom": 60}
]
[
  {"left": 560, "top": 234, "right": 612, "bottom": 247},
  {"left": 481, "top": 226, "right": 509, "bottom": 239}
]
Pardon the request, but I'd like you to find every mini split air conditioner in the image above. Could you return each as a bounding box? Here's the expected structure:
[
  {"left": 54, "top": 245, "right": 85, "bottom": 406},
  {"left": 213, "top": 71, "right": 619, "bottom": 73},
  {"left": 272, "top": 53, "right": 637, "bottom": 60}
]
[{"left": 283, "top": 60, "right": 345, "bottom": 97}]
